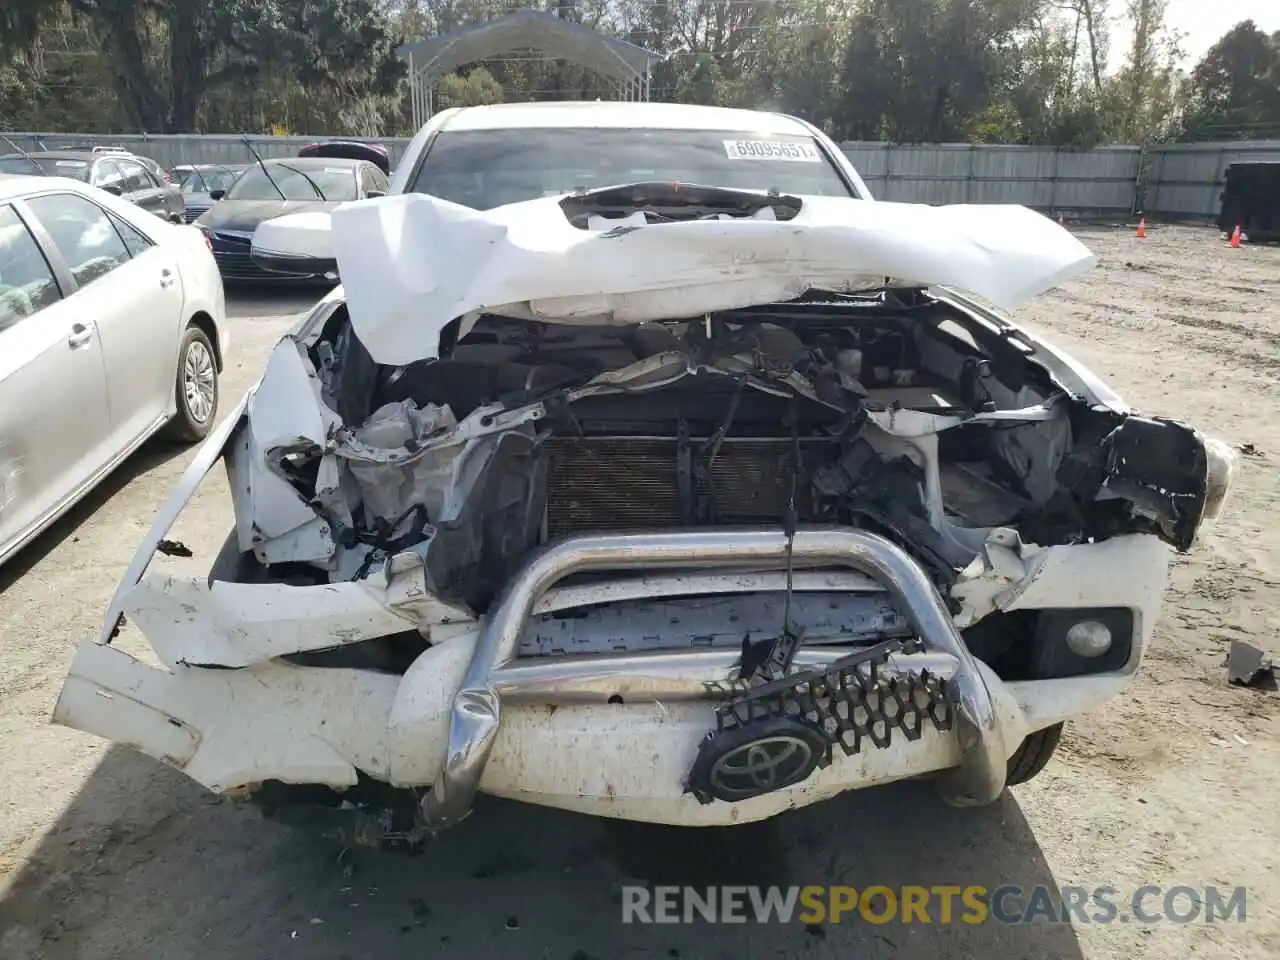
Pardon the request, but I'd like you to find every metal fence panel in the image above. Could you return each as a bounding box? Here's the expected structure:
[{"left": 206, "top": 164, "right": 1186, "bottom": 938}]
[
  {"left": 1146, "top": 140, "right": 1280, "bottom": 217},
  {"left": 5, "top": 130, "right": 1273, "bottom": 219},
  {"left": 840, "top": 143, "right": 890, "bottom": 178},
  {"left": 832, "top": 142, "right": 1141, "bottom": 213}
]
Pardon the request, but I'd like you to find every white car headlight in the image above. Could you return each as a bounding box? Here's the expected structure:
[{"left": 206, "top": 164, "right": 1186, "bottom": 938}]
[{"left": 1201, "top": 436, "right": 1238, "bottom": 523}]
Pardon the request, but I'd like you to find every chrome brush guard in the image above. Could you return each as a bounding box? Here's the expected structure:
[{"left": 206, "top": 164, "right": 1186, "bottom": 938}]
[{"left": 419, "top": 527, "right": 1008, "bottom": 827}]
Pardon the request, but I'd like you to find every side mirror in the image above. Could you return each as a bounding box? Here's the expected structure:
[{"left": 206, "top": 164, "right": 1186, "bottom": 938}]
[
  {"left": 209, "top": 189, "right": 225, "bottom": 201},
  {"left": 101, "top": 183, "right": 123, "bottom": 196},
  {"left": 251, "top": 211, "right": 337, "bottom": 278},
  {"left": 366, "top": 190, "right": 385, "bottom": 199}
]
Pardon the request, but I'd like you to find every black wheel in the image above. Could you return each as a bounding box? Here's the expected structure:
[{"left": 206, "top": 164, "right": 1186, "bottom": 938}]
[
  {"left": 162, "top": 325, "right": 219, "bottom": 443},
  {"left": 1006, "top": 722, "right": 1064, "bottom": 786}
]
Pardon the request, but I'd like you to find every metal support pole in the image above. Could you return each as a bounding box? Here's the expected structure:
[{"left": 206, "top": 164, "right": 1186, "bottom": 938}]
[{"left": 408, "top": 51, "right": 420, "bottom": 131}]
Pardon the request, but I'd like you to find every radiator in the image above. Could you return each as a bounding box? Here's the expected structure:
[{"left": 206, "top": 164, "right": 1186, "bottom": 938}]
[{"left": 544, "top": 436, "right": 827, "bottom": 538}]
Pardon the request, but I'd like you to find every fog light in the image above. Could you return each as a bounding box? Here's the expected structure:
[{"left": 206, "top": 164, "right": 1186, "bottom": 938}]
[{"left": 1065, "top": 620, "right": 1113, "bottom": 658}]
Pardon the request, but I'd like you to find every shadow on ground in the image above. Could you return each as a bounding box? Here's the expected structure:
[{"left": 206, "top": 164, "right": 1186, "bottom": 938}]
[
  {"left": 224, "top": 283, "right": 331, "bottom": 320},
  {"left": 0, "top": 441, "right": 187, "bottom": 595},
  {"left": 0, "top": 746, "right": 1082, "bottom": 959}
]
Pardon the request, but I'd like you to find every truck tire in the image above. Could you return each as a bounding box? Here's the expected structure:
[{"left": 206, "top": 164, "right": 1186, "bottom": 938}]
[{"left": 1006, "top": 722, "right": 1064, "bottom": 785}]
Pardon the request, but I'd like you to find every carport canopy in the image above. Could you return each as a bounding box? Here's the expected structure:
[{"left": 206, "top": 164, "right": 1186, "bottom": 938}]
[{"left": 397, "top": 9, "right": 663, "bottom": 128}]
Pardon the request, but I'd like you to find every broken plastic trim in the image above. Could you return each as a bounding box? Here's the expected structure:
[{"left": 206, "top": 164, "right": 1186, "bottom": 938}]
[{"left": 688, "top": 636, "right": 957, "bottom": 804}]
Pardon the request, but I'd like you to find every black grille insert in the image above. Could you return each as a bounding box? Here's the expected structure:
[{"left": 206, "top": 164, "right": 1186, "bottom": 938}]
[{"left": 544, "top": 436, "right": 829, "bottom": 538}]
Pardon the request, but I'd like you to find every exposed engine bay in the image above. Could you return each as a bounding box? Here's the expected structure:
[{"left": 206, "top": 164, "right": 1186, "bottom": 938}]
[{"left": 237, "top": 286, "right": 1226, "bottom": 630}]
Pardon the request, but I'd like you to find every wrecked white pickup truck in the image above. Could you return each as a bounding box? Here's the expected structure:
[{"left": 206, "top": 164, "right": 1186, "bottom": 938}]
[{"left": 54, "top": 106, "right": 1235, "bottom": 845}]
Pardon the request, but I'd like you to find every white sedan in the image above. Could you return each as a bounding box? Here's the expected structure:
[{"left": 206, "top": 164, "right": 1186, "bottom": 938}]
[{"left": 0, "top": 174, "right": 226, "bottom": 566}]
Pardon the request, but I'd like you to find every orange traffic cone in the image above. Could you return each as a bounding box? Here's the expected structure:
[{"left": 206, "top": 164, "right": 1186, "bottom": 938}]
[
  {"left": 1229, "top": 225, "right": 1242, "bottom": 248},
  {"left": 1136, "top": 216, "right": 1147, "bottom": 239}
]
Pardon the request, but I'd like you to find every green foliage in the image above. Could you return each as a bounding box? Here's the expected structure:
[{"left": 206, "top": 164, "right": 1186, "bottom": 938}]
[
  {"left": 435, "top": 68, "right": 504, "bottom": 109},
  {"left": 1179, "top": 20, "right": 1280, "bottom": 140},
  {"left": 1, "top": 0, "right": 404, "bottom": 133},
  {"left": 2, "top": 0, "right": 1279, "bottom": 143}
]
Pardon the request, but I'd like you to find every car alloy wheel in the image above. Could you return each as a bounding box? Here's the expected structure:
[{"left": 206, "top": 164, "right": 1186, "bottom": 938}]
[{"left": 184, "top": 338, "right": 217, "bottom": 424}]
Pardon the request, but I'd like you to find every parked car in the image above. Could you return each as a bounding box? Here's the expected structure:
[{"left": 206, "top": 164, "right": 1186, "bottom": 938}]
[
  {"left": 75, "top": 145, "right": 172, "bottom": 184},
  {"left": 132, "top": 155, "right": 174, "bottom": 185},
  {"left": 0, "top": 173, "right": 226, "bottom": 567},
  {"left": 178, "top": 163, "right": 250, "bottom": 223},
  {"left": 55, "top": 103, "right": 1236, "bottom": 846},
  {"left": 0, "top": 151, "right": 184, "bottom": 222},
  {"left": 298, "top": 140, "right": 391, "bottom": 175},
  {"left": 194, "top": 156, "right": 387, "bottom": 283}
]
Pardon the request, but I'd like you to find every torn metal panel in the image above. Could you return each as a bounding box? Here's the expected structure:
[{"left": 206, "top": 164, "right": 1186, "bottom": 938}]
[
  {"left": 951, "top": 532, "right": 1170, "bottom": 659},
  {"left": 125, "top": 564, "right": 473, "bottom": 669},
  {"left": 951, "top": 528, "right": 1048, "bottom": 628},
  {"left": 226, "top": 419, "right": 333, "bottom": 565},
  {"left": 259, "top": 193, "right": 1098, "bottom": 366},
  {"left": 1227, "top": 640, "right": 1275, "bottom": 688}
]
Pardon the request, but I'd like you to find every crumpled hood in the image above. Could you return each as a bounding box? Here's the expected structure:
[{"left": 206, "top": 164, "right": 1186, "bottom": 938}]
[{"left": 299, "top": 192, "right": 1096, "bottom": 367}]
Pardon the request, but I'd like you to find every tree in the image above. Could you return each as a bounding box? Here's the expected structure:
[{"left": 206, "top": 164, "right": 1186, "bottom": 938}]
[
  {"left": 434, "top": 67, "right": 504, "bottom": 109},
  {"left": 0, "top": 10, "right": 117, "bottom": 130},
  {"left": 835, "top": 0, "right": 1047, "bottom": 142},
  {"left": 1051, "top": 0, "right": 1110, "bottom": 96},
  {"left": 1180, "top": 20, "right": 1280, "bottom": 140},
  {"left": 1109, "top": 0, "right": 1182, "bottom": 139},
  {"left": 1, "top": 0, "right": 405, "bottom": 133}
]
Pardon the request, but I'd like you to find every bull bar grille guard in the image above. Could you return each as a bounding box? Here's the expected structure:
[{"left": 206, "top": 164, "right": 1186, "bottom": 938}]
[{"left": 418, "top": 527, "right": 1008, "bottom": 828}]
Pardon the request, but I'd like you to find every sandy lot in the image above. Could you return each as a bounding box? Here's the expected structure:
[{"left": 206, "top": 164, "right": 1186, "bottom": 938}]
[{"left": 1, "top": 226, "right": 1277, "bottom": 960}]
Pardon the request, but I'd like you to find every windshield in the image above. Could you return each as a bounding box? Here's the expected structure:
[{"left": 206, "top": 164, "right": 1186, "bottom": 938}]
[
  {"left": 407, "top": 128, "right": 855, "bottom": 210},
  {"left": 0, "top": 156, "right": 91, "bottom": 181},
  {"left": 181, "top": 168, "right": 243, "bottom": 195},
  {"left": 226, "top": 164, "right": 357, "bottom": 202}
]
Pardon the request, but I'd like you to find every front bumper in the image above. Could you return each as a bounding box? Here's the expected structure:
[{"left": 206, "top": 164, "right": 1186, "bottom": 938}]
[
  {"left": 422, "top": 528, "right": 1006, "bottom": 825},
  {"left": 53, "top": 524, "right": 1170, "bottom": 828},
  {"left": 210, "top": 239, "right": 329, "bottom": 284}
]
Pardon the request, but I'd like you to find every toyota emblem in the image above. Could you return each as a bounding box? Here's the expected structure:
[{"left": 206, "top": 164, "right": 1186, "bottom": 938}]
[{"left": 708, "top": 734, "right": 818, "bottom": 800}]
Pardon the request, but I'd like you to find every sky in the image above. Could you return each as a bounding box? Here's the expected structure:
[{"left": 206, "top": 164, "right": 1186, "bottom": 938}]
[{"left": 1165, "top": 0, "right": 1280, "bottom": 65}]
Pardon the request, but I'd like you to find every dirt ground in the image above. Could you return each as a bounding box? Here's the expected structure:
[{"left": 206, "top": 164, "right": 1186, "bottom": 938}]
[{"left": 0, "top": 224, "right": 1277, "bottom": 960}]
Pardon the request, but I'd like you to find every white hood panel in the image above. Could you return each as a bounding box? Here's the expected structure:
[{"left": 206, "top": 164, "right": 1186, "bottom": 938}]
[{"left": 320, "top": 192, "right": 1096, "bottom": 366}]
